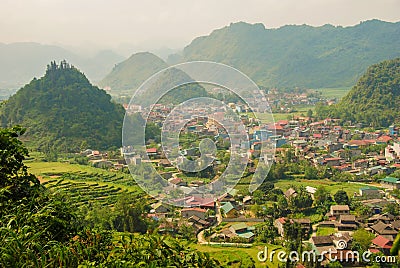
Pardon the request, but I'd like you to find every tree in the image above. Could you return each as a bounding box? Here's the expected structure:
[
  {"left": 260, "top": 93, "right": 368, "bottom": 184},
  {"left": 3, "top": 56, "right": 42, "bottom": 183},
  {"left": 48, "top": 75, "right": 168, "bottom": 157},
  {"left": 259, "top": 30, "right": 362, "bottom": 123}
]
[
  {"left": 258, "top": 181, "right": 274, "bottom": 193},
  {"left": 355, "top": 203, "right": 372, "bottom": 217},
  {"left": 250, "top": 204, "right": 262, "bottom": 217},
  {"left": 352, "top": 228, "right": 374, "bottom": 252},
  {"left": 314, "top": 186, "right": 332, "bottom": 207},
  {"left": 383, "top": 203, "right": 400, "bottom": 216},
  {"left": 304, "top": 165, "right": 318, "bottom": 180},
  {"left": 113, "top": 194, "right": 149, "bottom": 234},
  {"left": 268, "top": 163, "right": 287, "bottom": 180},
  {"left": 288, "top": 187, "right": 313, "bottom": 212},
  {"left": 253, "top": 190, "right": 264, "bottom": 205},
  {"left": 283, "top": 221, "right": 304, "bottom": 260},
  {"left": 0, "top": 126, "right": 40, "bottom": 209},
  {"left": 256, "top": 220, "right": 278, "bottom": 244},
  {"left": 307, "top": 109, "right": 313, "bottom": 118},
  {"left": 277, "top": 196, "right": 288, "bottom": 211},
  {"left": 334, "top": 190, "right": 349, "bottom": 205},
  {"left": 178, "top": 221, "right": 195, "bottom": 240},
  {"left": 145, "top": 122, "right": 161, "bottom": 143},
  {"left": 390, "top": 233, "right": 400, "bottom": 256}
]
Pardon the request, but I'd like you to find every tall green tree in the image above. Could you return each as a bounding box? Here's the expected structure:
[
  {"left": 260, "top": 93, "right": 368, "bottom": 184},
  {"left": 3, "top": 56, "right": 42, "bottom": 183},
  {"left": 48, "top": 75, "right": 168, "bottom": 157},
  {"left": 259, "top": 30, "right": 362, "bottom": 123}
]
[
  {"left": 383, "top": 203, "right": 400, "bottom": 216},
  {"left": 0, "top": 126, "right": 40, "bottom": 209},
  {"left": 352, "top": 228, "right": 374, "bottom": 252},
  {"left": 390, "top": 233, "right": 400, "bottom": 256},
  {"left": 334, "top": 190, "right": 349, "bottom": 205},
  {"left": 288, "top": 186, "right": 313, "bottom": 212},
  {"left": 314, "top": 186, "right": 331, "bottom": 205}
]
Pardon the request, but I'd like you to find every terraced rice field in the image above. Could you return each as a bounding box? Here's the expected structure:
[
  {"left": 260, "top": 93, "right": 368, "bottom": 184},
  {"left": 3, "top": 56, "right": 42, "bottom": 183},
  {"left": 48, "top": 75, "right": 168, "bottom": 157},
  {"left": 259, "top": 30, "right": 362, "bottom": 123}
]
[{"left": 40, "top": 170, "right": 145, "bottom": 207}]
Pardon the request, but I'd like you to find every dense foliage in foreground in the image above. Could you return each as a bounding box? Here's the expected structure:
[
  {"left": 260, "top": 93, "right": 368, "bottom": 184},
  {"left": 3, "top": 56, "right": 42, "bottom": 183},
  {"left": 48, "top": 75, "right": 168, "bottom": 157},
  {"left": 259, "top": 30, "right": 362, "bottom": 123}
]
[{"left": 0, "top": 126, "right": 220, "bottom": 267}]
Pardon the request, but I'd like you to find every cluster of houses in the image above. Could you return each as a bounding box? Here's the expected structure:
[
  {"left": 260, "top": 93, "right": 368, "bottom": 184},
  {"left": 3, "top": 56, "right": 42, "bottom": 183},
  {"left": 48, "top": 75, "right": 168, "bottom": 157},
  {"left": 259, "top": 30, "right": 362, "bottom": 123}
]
[
  {"left": 210, "top": 222, "right": 256, "bottom": 243},
  {"left": 145, "top": 184, "right": 399, "bottom": 263},
  {"left": 147, "top": 190, "right": 257, "bottom": 240},
  {"left": 80, "top": 149, "right": 126, "bottom": 170},
  {"left": 268, "top": 120, "right": 400, "bottom": 177},
  {"left": 148, "top": 195, "right": 217, "bottom": 234},
  {"left": 274, "top": 203, "right": 400, "bottom": 264},
  {"left": 122, "top": 94, "right": 400, "bottom": 184},
  {"left": 95, "top": 100, "right": 400, "bottom": 265},
  {"left": 265, "top": 88, "right": 334, "bottom": 113},
  {"left": 121, "top": 87, "right": 331, "bottom": 116}
]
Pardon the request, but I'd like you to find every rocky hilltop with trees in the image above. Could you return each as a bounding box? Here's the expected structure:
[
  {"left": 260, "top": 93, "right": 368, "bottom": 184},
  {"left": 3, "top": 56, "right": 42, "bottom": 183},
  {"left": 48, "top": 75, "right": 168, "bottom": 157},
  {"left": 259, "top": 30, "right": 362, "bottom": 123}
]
[{"left": 0, "top": 61, "right": 125, "bottom": 152}]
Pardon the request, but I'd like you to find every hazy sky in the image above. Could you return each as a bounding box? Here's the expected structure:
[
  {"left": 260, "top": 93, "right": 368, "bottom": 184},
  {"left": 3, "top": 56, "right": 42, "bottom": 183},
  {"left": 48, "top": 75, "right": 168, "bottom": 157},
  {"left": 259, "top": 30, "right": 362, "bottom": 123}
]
[{"left": 1, "top": 0, "right": 399, "bottom": 52}]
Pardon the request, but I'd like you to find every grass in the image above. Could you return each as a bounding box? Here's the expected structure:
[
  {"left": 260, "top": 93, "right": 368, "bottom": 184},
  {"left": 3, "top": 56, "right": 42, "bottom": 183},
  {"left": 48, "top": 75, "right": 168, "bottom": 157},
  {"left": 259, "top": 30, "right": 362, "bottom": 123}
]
[
  {"left": 274, "top": 178, "right": 367, "bottom": 196},
  {"left": 42, "top": 178, "right": 129, "bottom": 207},
  {"left": 191, "top": 243, "right": 283, "bottom": 268},
  {"left": 313, "top": 87, "right": 351, "bottom": 100},
  {"left": 26, "top": 161, "right": 105, "bottom": 175},
  {"left": 316, "top": 227, "right": 336, "bottom": 236},
  {"left": 26, "top": 160, "right": 144, "bottom": 200},
  {"left": 256, "top": 105, "right": 315, "bottom": 123},
  {"left": 245, "top": 104, "right": 315, "bottom": 124}
]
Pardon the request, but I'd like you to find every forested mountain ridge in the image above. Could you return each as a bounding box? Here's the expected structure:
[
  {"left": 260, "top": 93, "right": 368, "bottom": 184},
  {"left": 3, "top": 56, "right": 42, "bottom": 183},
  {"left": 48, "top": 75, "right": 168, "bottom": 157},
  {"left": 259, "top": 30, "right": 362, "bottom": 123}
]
[
  {"left": 0, "top": 61, "right": 125, "bottom": 152},
  {"left": 99, "top": 52, "right": 168, "bottom": 94},
  {"left": 2, "top": 20, "right": 399, "bottom": 94},
  {"left": 316, "top": 58, "right": 400, "bottom": 127},
  {"left": 168, "top": 19, "right": 400, "bottom": 89}
]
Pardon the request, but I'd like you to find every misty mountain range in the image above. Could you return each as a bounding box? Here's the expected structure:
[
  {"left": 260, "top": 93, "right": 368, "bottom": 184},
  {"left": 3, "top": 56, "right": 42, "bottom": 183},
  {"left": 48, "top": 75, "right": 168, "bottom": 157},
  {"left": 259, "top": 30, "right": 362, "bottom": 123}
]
[{"left": 1, "top": 19, "right": 400, "bottom": 96}]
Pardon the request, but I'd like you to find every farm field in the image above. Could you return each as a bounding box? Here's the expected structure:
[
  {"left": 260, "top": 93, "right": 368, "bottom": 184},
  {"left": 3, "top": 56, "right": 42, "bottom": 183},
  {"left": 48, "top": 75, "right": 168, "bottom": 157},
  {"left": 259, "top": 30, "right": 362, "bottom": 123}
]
[
  {"left": 27, "top": 160, "right": 115, "bottom": 176},
  {"left": 191, "top": 243, "right": 283, "bottom": 268},
  {"left": 26, "top": 160, "right": 145, "bottom": 208},
  {"left": 234, "top": 175, "right": 375, "bottom": 197},
  {"left": 260, "top": 105, "right": 315, "bottom": 122},
  {"left": 273, "top": 178, "right": 377, "bottom": 196},
  {"left": 313, "top": 87, "right": 351, "bottom": 100}
]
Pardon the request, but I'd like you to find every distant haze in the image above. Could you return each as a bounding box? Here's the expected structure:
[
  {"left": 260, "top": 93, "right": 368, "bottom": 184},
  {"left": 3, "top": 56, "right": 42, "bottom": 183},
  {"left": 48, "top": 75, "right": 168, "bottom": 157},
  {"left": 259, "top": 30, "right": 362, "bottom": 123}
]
[{"left": 1, "top": 0, "right": 399, "bottom": 54}]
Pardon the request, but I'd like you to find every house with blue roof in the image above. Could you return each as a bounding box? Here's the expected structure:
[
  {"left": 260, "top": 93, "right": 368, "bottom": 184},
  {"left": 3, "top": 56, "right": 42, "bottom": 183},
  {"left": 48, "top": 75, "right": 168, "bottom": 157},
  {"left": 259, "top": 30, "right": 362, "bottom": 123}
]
[
  {"left": 229, "top": 222, "right": 255, "bottom": 242},
  {"left": 220, "top": 202, "right": 238, "bottom": 218},
  {"left": 359, "top": 186, "right": 382, "bottom": 198},
  {"left": 380, "top": 177, "right": 400, "bottom": 190}
]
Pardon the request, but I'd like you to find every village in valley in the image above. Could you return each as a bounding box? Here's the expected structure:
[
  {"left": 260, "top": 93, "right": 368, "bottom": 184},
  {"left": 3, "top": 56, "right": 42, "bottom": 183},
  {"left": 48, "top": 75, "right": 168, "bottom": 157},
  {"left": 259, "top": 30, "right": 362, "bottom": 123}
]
[
  {"left": 21, "top": 77, "right": 399, "bottom": 267},
  {"left": 85, "top": 87, "right": 400, "bottom": 266},
  {"left": 2, "top": 2, "right": 400, "bottom": 266}
]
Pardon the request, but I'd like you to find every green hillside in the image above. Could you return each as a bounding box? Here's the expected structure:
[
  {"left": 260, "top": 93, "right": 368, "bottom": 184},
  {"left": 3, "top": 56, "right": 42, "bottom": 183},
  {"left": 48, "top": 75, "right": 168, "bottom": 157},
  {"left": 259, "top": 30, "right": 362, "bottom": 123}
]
[
  {"left": 99, "top": 52, "right": 168, "bottom": 95},
  {"left": 316, "top": 58, "right": 400, "bottom": 127},
  {"left": 131, "top": 67, "right": 209, "bottom": 106},
  {"left": 0, "top": 61, "right": 125, "bottom": 151},
  {"left": 169, "top": 20, "right": 400, "bottom": 89}
]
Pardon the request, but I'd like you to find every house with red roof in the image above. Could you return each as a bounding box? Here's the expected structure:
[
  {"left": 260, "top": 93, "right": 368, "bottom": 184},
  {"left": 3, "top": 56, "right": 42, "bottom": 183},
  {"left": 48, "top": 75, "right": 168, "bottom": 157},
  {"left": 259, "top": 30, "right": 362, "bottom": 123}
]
[
  {"left": 313, "top": 133, "right": 322, "bottom": 139},
  {"left": 377, "top": 135, "right": 393, "bottom": 144},
  {"left": 348, "top": 139, "right": 376, "bottom": 148},
  {"left": 274, "top": 124, "right": 284, "bottom": 136},
  {"left": 168, "top": 177, "right": 187, "bottom": 187},
  {"left": 371, "top": 235, "right": 393, "bottom": 255},
  {"left": 323, "top": 157, "right": 342, "bottom": 166},
  {"left": 274, "top": 217, "right": 287, "bottom": 236},
  {"left": 146, "top": 147, "right": 158, "bottom": 155}
]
